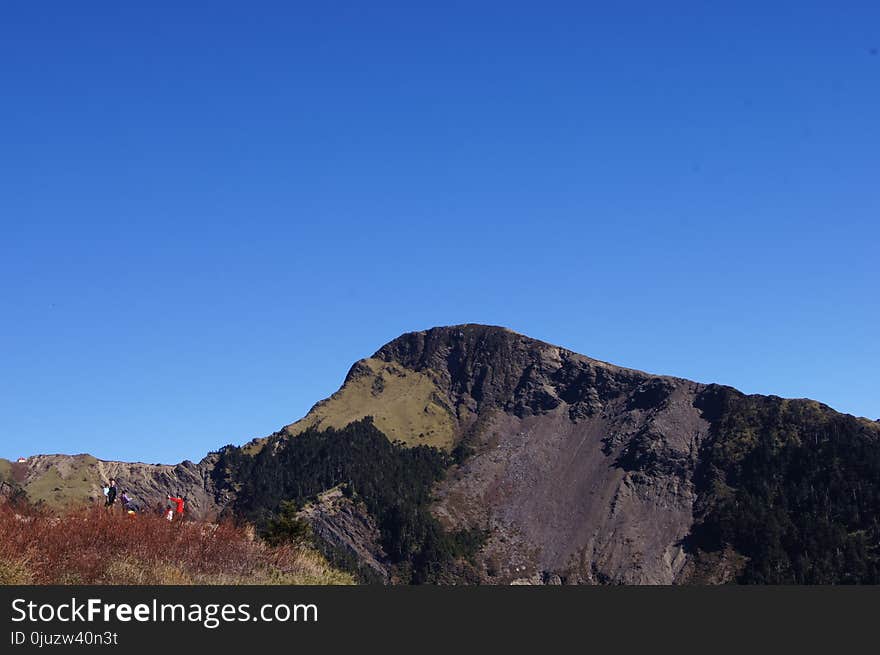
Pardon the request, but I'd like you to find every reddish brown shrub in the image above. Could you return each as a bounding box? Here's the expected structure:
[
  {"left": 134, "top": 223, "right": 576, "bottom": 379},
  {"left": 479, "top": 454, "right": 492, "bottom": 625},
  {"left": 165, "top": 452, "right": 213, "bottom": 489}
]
[{"left": 0, "top": 504, "right": 352, "bottom": 585}]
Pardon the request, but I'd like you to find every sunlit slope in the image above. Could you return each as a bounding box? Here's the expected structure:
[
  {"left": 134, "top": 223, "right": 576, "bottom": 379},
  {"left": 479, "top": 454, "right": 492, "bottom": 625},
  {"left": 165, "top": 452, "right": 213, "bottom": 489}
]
[
  {"left": 0, "top": 458, "right": 12, "bottom": 484},
  {"left": 22, "top": 455, "right": 99, "bottom": 508},
  {"left": 282, "top": 358, "right": 458, "bottom": 451}
]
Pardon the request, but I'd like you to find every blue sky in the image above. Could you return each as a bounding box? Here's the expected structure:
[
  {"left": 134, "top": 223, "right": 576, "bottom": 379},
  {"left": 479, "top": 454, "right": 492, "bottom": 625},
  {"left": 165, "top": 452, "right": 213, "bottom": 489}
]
[{"left": 1, "top": 2, "right": 878, "bottom": 463}]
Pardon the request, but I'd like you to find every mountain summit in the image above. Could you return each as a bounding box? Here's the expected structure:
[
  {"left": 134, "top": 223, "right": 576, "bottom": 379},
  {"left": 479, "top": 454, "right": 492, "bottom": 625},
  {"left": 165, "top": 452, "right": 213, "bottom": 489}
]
[
  {"left": 296, "top": 324, "right": 713, "bottom": 582},
  {"left": 282, "top": 324, "right": 666, "bottom": 450},
  {"left": 5, "top": 324, "right": 880, "bottom": 584}
]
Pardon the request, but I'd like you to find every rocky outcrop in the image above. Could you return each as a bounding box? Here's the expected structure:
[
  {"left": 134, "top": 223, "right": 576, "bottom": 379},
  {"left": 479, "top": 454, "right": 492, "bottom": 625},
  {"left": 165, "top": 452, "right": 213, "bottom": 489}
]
[
  {"left": 14, "top": 453, "right": 221, "bottom": 519},
  {"left": 298, "top": 488, "right": 391, "bottom": 583}
]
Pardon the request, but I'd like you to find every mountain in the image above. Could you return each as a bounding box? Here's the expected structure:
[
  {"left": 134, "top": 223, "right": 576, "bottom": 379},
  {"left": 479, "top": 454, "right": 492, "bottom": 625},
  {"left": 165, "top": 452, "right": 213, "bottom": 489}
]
[{"left": 7, "top": 324, "right": 880, "bottom": 584}]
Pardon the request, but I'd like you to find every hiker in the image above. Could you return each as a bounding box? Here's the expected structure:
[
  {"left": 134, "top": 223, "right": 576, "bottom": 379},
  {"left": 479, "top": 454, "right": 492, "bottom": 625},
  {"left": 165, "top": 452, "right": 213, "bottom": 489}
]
[
  {"left": 121, "top": 490, "right": 136, "bottom": 513},
  {"left": 105, "top": 478, "right": 118, "bottom": 508},
  {"left": 167, "top": 493, "right": 185, "bottom": 521}
]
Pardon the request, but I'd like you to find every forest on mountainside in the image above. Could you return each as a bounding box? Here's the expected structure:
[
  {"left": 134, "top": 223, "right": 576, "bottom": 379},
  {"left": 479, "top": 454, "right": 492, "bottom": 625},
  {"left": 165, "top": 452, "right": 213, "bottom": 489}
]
[
  {"left": 690, "top": 387, "right": 880, "bottom": 583},
  {"left": 212, "top": 418, "right": 485, "bottom": 583}
]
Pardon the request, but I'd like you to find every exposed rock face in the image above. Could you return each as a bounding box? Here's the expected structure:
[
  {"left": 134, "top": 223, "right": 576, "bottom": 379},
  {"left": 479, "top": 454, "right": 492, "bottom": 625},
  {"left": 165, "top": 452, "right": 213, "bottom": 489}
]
[
  {"left": 374, "top": 325, "right": 709, "bottom": 583},
  {"left": 298, "top": 488, "right": 391, "bottom": 583}
]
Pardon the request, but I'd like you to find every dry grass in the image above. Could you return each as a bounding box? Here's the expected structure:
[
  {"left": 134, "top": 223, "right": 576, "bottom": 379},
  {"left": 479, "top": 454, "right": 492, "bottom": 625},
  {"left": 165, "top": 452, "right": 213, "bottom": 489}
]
[
  {"left": 0, "top": 458, "right": 12, "bottom": 483},
  {"left": 283, "top": 357, "right": 458, "bottom": 450},
  {"left": 0, "top": 504, "right": 353, "bottom": 585}
]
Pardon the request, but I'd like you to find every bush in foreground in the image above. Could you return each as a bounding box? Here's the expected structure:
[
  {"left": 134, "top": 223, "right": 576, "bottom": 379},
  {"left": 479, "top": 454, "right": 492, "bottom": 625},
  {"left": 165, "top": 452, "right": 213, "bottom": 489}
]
[{"left": 0, "top": 503, "right": 353, "bottom": 585}]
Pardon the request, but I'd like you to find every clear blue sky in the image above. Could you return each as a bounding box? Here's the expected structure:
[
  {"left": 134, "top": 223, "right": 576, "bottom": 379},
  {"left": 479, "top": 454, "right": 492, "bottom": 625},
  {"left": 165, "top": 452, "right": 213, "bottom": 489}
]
[{"left": 2, "top": 2, "right": 878, "bottom": 464}]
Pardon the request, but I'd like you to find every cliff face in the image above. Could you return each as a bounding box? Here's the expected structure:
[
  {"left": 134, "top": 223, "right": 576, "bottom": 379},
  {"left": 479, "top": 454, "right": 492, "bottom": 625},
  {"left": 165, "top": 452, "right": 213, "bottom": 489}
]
[{"left": 373, "top": 325, "right": 710, "bottom": 583}]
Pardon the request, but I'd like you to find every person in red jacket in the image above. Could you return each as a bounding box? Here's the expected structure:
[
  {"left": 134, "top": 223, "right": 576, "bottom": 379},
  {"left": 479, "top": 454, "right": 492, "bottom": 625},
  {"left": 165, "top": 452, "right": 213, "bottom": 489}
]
[{"left": 167, "top": 494, "right": 185, "bottom": 521}]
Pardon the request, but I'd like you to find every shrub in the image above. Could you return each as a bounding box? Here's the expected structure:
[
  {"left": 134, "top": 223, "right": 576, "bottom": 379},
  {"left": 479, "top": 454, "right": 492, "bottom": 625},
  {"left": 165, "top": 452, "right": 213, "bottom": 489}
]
[{"left": 0, "top": 503, "right": 353, "bottom": 585}]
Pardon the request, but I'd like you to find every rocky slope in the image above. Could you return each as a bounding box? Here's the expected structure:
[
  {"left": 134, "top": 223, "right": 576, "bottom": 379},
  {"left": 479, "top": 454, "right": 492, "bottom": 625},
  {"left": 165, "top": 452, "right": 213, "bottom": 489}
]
[
  {"left": 298, "top": 487, "right": 391, "bottom": 583},
  {"left": 2, "top": 453, "right": 221, "bottom": 519},
  {"left": 363, "top": 325, "right": 710, "bottom": 583}
]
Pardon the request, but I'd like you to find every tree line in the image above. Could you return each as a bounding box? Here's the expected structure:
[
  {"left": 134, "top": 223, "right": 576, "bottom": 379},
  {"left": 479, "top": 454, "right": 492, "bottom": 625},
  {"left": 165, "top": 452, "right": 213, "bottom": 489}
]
[{"left": 212, "top": 417, "right": 485, "bottom": 583}]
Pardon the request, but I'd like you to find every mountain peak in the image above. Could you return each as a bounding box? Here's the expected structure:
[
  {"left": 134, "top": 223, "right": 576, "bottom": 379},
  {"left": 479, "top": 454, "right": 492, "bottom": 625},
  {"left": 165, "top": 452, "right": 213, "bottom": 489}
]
[
  {"left": 373, "top": 323, "right": 567, "bottom": 370},
  {"left": 374, "top": 323, "right": 522, "bottom": 356},
  {"left": 293, "top": 323, "right": 628, "bottom": 453}
]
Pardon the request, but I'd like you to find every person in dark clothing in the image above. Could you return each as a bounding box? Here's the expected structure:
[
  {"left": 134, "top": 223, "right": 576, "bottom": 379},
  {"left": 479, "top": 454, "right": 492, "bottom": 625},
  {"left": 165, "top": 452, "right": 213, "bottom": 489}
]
[{"left": 105, "top": 478, "right": 117, "bottom": 508}]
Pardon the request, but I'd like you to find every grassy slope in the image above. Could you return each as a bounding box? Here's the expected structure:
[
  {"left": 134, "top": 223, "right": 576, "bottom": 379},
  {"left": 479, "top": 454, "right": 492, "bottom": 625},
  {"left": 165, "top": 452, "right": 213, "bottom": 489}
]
[
  {"left": 23, "top": 455, "right": 99, "bottom": 508},
  {"left": 281, "top": 358, "right": 458, "bottom": 451},
  {"left": 0, "top": 459, "right": 11, "bottom": 484}
]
